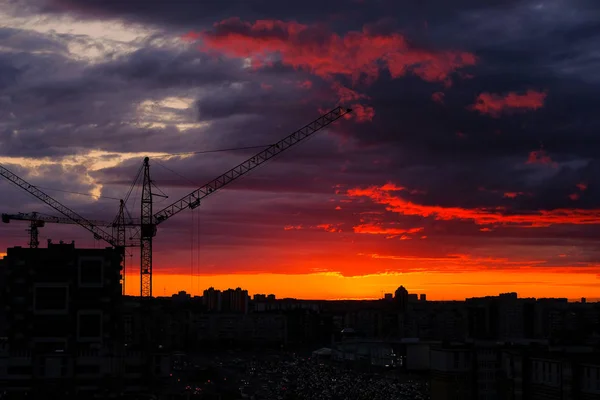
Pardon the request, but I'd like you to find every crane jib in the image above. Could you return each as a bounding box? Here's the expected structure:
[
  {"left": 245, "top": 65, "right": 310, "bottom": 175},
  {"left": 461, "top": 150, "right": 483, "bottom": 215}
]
[
  {"left": 0, "top": 164, "right": 120, "bottom": 248},
  {"left": 152, "top": 106, "right": 351, "bottom": 225}
]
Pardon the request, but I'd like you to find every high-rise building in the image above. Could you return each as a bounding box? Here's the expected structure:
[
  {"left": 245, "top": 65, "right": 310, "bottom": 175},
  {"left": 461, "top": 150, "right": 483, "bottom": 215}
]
[
  {"left": 0, "top": 242, "right": 124, "bottom": 397},
  {"left": 222, "top": 287, "right": 249, "bottom": 314},
  {"left": 202, "top": 287, "right": 222, "bottom": 312},
  {"left": 394, "top": 285, "right": 409, "bottom": 311}
]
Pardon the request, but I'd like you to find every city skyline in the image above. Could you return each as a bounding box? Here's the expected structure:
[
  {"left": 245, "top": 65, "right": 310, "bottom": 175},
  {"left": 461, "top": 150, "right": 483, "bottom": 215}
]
[
  {"left": 2, "top": 241, "right": 599, "bottom": 399},
  {"left": 1, "top": 0, "right": 600, "bottom": 301},
  {"left": 161, "top": 285, "right": 600, "bottom": 303}
]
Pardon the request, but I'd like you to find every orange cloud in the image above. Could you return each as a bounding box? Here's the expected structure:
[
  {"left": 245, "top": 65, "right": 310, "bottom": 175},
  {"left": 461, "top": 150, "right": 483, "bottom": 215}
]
[
  {"left": 360, "top": 252, "right": 548, "bottom": 271},
  {"left": 353, "top": 223, "right": 424, "bottom": 236},
  {"left": 185, "top": 18, "right": 476, "bottom": 116},
  {"left": 526, "top": 149, "right": 556, "bottom": 167},
  {"left": 470, "top": 90, "right": 547, "bottom": 117},
  {"left": 347, "top": 183, "right": 600, "bottom": 228}
]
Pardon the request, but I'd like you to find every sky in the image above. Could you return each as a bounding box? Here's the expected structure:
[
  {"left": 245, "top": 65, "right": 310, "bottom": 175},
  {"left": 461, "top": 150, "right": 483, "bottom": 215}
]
[{"left": 1, "top": 0, "right": 600, "bottom": 301}]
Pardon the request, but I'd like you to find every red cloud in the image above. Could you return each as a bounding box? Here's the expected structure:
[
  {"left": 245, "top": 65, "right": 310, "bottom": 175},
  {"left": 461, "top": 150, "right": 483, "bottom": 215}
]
[
  {"left": 351, "top": 104, "right": 375, "bottom": 122},
  {"left": 332, "top": 82, "right": 369, "bottom": 103},
  {"left": 297, "top": 80, "right": 313, "bottom": 89},
  {"left": 526, "top": 149, "right": 556, "bottom": 167},
  {"left": 283, "top": 225, "right": 303, "bottom": 230},
  {"left": 185, "top": 18, "right": 476, "bottom": 118},
  {"left": 469, "top": 90, "right": 547, "bottom": 117},
  {"left": 576, "top": 183, "right": 588, "bottom": 191},
  {"left": 503, "top": 192, "right": 524, "bottom": 199},
  {"left": 191, "top": 18, "right": 476, "bottom": 83},
  {"left": 347, "top": 183, "right": 600, "bottom": 228},
  {"left": 316, "top": 223, "right": 342, "bottom": 233},
  {"left": 431, "top": 92, "right": 445, "bottom": 104}
]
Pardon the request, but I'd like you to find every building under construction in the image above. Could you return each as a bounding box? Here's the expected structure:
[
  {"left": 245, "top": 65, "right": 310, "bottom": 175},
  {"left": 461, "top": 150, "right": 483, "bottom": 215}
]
[{"left": 0, "top": 242, "right": 171, "bottom": 399}]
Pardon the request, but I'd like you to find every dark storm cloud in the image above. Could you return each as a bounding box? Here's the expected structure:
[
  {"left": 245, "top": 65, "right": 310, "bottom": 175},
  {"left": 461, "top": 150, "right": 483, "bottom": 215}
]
[
  {"left": 346, "top": 67, "right": 600, "bottom": 160},
  {"left": 93, "top": 48, "right": 244, "bottom": 90},
  {"left": 0, "top": 27, "right": 69, "bottom": 54},
  {"left": 5, "top": 0, "right": 598, "bottom": 166},
  {"left": 26, "top": 0, "right": 524, "bottom": 31},
  {"left": 0, "top": 24, "right": 343, "bottom": 159},
  {"left": 2, "top": 0, "right": 600, "bottom": 279},
  {"left": 0, "top": 46, "right": 248, "bottom": 155}
]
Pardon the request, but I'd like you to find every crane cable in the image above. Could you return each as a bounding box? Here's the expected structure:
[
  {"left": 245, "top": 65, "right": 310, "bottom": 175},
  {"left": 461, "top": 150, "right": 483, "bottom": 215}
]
[
  {"left": 35, "top": 186, "right": 120, "bottom": 201},
  {"left": 123, "top": 163, "right": 144, "bottom": 204},
  {"left": 151, "top": 142, "right": 274, "bottom": 188},
  {"left": 197, "top": 205, "right": 200, "bottom": 294},
  {"left": 152, "top": 144, "right": 272, "bottom": 158},
  {"left": 154, "top": 144, "right": 276, "bottom": 296},
  {"left": 190, "top": 206, "right": 195, "bottom": 295}
]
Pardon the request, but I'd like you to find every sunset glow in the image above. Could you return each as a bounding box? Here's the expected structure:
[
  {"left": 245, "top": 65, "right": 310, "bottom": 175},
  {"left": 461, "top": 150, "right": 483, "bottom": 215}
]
[{"left": 130, "top": 270, "right": 600, "bottom": 301}]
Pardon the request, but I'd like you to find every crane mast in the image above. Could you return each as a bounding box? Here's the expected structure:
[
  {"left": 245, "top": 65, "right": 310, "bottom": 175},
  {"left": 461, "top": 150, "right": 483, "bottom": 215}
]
[
  {"left": 28, "top": 220, "right": 42, "bottom": 249},
  {"left": 140, "top": 157, "right": 155, "bottom": 298},
  {"left": 113, "top": 200, "right": 128, "bottom": 295}
]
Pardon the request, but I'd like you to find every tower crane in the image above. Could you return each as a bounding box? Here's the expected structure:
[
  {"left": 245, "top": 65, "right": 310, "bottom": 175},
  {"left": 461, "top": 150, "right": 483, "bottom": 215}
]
[
  {"left": 0, "top": 188, "right": 140, "bottom": 294},
  {"left": 138, "top": 107, "right": 352, "bottom": 297},
  {"left": 0, "top": 107, "right": 352, "bottom": 298},
  {"left": 0, "top": 166, "right": 136, "bottom": 293},
  {"left": 1, "top": 211, "right": 139, "bottom": 249}
]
